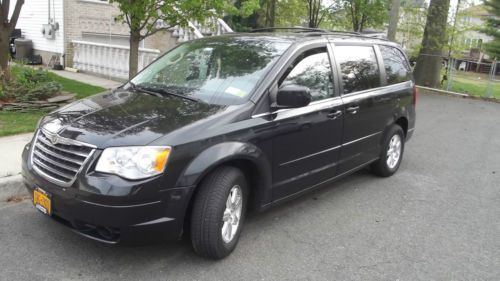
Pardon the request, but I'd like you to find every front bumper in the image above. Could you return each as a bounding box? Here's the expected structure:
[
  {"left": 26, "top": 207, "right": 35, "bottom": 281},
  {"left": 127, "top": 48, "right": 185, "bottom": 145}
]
[{"left": 21, "top": 142, "right": 194, "bottom": 244}]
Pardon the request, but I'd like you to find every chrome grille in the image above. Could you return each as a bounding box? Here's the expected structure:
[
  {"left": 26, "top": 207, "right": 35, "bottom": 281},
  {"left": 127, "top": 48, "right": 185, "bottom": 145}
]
[{"left": 31, "top": 130, "right": 95, "bottom": 186}]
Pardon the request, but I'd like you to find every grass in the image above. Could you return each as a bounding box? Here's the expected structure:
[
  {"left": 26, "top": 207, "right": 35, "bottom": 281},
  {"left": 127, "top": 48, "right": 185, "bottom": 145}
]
[
  {"left": 47, "top": 72, "right": 106, "bottom": 99},
  {"left": 0, "top": 111, "right": 45, "bottom": 137},
  {"left": 0, "top": 72, "right": 106, "bottom": 137},
  {"left": 443, "top": 72, "right": 500, "bottom": 99}
]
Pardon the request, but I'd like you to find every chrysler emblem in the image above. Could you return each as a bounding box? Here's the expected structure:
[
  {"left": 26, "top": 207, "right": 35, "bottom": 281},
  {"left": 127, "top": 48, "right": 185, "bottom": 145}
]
[
  {"left": 43, "top": 119, "right": 62, "bottom": 134},
  {"left": 50, "top": 134, "right": 59, "bottom": 145}
]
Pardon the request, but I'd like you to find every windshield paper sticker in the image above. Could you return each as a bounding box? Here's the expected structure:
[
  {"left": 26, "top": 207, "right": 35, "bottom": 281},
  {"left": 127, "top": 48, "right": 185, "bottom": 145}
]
[{"left": 225, "top": 87, "right": 246, "bottom": 98}]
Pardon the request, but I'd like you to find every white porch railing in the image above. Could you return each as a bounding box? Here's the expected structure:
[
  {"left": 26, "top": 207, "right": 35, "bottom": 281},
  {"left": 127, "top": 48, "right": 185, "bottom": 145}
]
[
  {"left": 72, "top": 40, "right": 161, "bottom": 80},
  {"left": 168, "top": 17, "right": 234, "bottom": 43}
]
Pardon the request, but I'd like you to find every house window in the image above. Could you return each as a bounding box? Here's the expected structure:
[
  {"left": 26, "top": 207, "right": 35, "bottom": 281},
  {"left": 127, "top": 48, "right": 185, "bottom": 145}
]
[{"left": 465, "top": 38, "right": 471, "bottom": 49}]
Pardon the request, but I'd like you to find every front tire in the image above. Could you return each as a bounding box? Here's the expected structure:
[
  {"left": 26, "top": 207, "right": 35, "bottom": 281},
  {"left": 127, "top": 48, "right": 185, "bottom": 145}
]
[
  {"left": 190, "top": 166, "right": 248, "bottom": 259},
  {"left": 371, "top": 124, "right": 405, "bottom": 177}
]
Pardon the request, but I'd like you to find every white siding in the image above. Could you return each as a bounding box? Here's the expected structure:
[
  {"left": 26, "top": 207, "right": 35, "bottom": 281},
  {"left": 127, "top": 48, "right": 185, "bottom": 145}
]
[{"left": 11, "top": 0, "right": 64, "bottom": 54}]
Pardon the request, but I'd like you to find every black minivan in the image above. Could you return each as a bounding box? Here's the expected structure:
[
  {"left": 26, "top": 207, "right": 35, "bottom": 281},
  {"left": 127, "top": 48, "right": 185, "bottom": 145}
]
[{"left": 22, "top": 29, "right": 416, "bottom": 259}]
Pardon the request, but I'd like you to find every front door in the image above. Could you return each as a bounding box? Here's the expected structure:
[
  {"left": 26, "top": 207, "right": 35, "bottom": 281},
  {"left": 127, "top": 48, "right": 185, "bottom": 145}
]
[{"left": 271, "top": 46, "right": 344, "bottom": 200}]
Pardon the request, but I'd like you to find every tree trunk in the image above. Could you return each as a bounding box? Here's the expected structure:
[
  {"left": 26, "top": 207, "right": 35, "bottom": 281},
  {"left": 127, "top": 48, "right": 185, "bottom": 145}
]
[
  {"left": 265, "top": 0, "right": 276, "bottom": 27},
  {"left": 413, "top": 0, "right": 450, "bottom": 87},
  {"left": 0, "top": 29, "right": 11, "bottom": 78},
  {"left": 128, "top": 31, "right": 141, "bottom": 79},
  {"left": 387, "top": 0, "right": 401, "bottom": 41}
]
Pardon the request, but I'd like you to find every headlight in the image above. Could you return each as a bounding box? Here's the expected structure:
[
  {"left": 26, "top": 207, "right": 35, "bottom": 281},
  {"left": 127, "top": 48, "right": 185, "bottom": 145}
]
[{"left": 95, "top": 146, "right": 171, "bottom": 180}]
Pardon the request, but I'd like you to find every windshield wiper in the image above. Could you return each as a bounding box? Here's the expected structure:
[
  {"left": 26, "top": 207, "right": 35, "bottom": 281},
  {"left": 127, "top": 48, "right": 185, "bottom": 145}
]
[
  {"left": 129, "top": 82, "right": 199, "bottom": 102},
  {"left": 129, "top": 82, "right": 162, "bottom": 98}
]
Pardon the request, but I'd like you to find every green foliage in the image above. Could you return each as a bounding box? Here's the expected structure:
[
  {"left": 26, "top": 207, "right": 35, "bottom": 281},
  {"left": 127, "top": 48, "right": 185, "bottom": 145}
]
[
  {"left": 276, "top": 0, "right": 308, "bottom": 27},
  {"left": 0, "top": 66, "right": 62, "bottom": 102},
  {"left": 227, "top": 0, "right": 261, "bottom": 18},
  {"left": 337, "top": 0, "right": 389, "bottom": 32},
  {"left": 0, "top": 69, "right": 106, "bottom": 137},
  {"left": 13, "top": 81, "right": 61, "bottom": 103},
  {"left": 110, "top": 0, "right": 258, "bottom": 37},
  {"left": 397, "top": 5, "right": 427, "bottom": 57},
  {"left": 225, "top": 0, "right": 263, "bottom": 31},
  {"left": 110, "top": 0, "right": 259, "bottom": 77},
  {"left": 0, "top": 66, "right": 106, "bottom": 103},
  {"left": 479, "top": 0, "right": 500, "bottom": 58}
]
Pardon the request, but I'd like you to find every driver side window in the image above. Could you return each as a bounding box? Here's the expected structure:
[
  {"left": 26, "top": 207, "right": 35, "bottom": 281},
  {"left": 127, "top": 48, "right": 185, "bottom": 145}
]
[{"left": 280, "top": 48, "right": 334, "bottom": 102}]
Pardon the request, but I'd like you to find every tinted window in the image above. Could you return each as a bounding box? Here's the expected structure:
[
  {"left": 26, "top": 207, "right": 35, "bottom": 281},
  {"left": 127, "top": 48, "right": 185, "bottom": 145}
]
[
  {"left": 379, "top": 45, "right": 411, "bottom": 84},
  {"left": 131, "top": 37, "right": 291, "bottom": 105},
  {"left": 335, "top": 46, "right": 381, "bottom": 94},
  {"left": 281, "top": 48, "right": 334, "bottom": 101}
]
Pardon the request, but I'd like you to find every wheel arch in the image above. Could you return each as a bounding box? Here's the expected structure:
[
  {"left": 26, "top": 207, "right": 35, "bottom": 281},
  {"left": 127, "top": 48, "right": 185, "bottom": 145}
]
[
  {"left": 395, "top": 116, "right": 409, "bottom": 137},
  {"left": 176, "top": 142, "right": 272, "bottom": 211},
  {"left": 379, "top": 113, "right": 409, "bottom": 147}
]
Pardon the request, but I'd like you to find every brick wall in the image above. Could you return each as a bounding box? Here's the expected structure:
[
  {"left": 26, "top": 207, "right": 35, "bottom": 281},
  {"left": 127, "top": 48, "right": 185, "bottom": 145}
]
[
  {"left": 144, "top": 31, "right": 178, "bottom": 53},
  {"left": 64, "top": 0, "right": 128, "bottom": 67}
]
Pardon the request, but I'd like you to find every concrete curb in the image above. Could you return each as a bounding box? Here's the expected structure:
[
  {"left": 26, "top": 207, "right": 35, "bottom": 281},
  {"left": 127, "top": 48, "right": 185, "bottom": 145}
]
[
  {"left": 416, "top": 86, "right": 469, "bottom": 98},
  {"left": 0, "top": 175, "right": 28, "bottom": 202},
  {"left": 417, "top": 86, "right": 500, "bottom": 103}
]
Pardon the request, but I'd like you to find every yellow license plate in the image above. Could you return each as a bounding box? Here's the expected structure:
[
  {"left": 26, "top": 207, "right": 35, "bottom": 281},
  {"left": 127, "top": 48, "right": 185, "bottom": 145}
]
[{"left": 33, "top": 188, "right": 51, "bottom": 215}]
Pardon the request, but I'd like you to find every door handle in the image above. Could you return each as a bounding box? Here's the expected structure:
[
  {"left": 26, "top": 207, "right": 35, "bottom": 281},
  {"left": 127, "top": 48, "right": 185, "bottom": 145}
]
[
  {"left": 346, "top": 106, "right": 359, "bottom": 114},
  {"left": 327, "top": 110, "right": 343, "bottom": 119}
]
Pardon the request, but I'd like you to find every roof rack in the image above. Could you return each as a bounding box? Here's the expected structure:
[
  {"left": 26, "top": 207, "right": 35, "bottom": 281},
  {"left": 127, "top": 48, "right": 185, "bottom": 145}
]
[
  {"left": 248, "top": 27, "right": 389, "bottom": 41},
  {"left": 249, "top": 27, "right": 328, "bottom": 33},
  {"left": 313, "top": 30, "right": 389, "bottom": 41}
]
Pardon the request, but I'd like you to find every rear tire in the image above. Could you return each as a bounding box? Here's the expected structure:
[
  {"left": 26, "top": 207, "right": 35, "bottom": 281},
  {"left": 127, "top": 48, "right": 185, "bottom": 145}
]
[
  {"left": 371, "top": 124, "right": 405, "bottom": 177},
  {"left": 190, "top": 166, "right": 248, "bottom": 259}
]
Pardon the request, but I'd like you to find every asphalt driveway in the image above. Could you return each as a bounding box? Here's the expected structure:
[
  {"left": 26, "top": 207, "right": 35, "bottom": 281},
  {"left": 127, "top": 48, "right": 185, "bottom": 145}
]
[{"left": 0, "top": 93, "right": 499, "bottom": 280}]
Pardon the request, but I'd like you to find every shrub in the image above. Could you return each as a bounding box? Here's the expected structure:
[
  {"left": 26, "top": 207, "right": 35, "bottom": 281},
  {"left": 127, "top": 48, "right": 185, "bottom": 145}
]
[{"left": 0, "top": 65, "right": 62, "bottom": 102}]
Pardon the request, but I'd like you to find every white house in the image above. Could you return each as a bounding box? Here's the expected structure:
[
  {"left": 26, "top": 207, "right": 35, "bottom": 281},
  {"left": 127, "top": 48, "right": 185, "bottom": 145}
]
[{"left": 458, "top": 4, "right": 494, "bottom": 56}]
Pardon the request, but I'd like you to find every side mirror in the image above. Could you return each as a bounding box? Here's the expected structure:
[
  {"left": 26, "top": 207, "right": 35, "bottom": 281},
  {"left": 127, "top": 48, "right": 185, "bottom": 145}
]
[{"left": 274, "top": 84, "right": 312, "bottom": 109}]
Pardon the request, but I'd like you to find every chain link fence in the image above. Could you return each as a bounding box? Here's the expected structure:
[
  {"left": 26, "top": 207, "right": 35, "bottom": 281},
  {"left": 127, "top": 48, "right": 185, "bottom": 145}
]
[{"left": 416, "top": 54, "right": 500, "bottom": 99}]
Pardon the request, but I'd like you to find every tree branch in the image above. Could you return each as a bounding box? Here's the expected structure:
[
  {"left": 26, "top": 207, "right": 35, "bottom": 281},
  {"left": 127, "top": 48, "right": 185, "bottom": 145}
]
[
  {"left": 124, "top": 12, "right": 131, "bottom": 28},
  {"left": 2, "top": 0, "right": 10, "bottom": 24},
  {"left": 138, "top": 1, "right": 158, "bottom": 32},
  {"left": 9, "top": 0, "right": 24, "bottom": 31},
  {"left": 141, "top": 22, "right": 172, "bottom": 40}
]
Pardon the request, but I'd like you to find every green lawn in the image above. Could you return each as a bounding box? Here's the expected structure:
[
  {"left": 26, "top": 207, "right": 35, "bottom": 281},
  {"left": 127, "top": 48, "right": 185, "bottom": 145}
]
[
  {"left": 47, "top": 72, "right": 106, "bottom": 99},
  {"left": 0, "top": 73, "right": 106, "bottom": 137},
  {"left": 0, "top": 111, "right": 45, "bottom": 137},
  {"left": 443, "top": 72, "right": 500, "bottom": 99}
]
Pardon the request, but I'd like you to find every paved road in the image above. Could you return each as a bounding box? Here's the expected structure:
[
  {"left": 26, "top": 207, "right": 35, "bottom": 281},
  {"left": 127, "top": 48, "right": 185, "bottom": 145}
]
[{"left": 0, "top": 93, "right": 499, "bottom": 281}]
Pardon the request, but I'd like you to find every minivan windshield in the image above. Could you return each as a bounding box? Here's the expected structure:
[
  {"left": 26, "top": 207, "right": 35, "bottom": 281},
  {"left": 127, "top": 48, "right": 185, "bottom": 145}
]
[{"left": 130, "top": 36, "right": 292, "bottom": 105}]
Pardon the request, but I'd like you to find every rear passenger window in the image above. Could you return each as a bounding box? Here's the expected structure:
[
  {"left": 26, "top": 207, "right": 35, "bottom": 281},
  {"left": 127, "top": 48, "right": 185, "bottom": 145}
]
[
  {"left": 281, "top": 48, "right": 334, "bottom": 101},
  {"left": 335, "top": 46, "right": 381, "bottom": 94},
  {"left": 379, "top": 45, "right": 411, "bottom": 85}
]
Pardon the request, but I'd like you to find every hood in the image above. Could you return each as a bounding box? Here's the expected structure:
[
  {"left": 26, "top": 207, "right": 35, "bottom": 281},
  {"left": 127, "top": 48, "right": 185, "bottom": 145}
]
[{"left": 40, "top": 89, "right": 227, "bottom": 148}]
